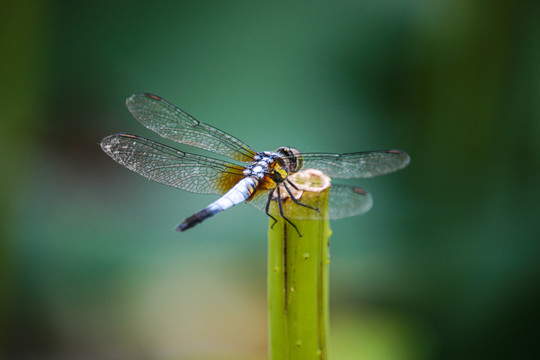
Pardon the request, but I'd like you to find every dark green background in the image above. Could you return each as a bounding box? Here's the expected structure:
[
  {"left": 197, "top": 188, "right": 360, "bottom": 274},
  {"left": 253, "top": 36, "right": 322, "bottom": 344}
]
[{"left": 2, "top": 1, "right": 539, "bottom": 359}]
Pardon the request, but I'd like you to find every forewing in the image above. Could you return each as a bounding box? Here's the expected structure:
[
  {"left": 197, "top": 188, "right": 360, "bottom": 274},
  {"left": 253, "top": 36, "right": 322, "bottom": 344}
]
[
  {"left": 126, "top": 93, "right": 257, "bottom": 162},
  {"left": 298, "top": 150, "right": 410, "bottom": 179},
  {"left": 101, "top": 134, "right": 244, "bottom": 194}
]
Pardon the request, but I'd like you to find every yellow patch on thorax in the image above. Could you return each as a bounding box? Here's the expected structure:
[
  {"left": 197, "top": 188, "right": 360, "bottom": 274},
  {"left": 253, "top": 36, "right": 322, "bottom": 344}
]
[{"left": 273, "top": 163, "right": 288, "bottom": 179}]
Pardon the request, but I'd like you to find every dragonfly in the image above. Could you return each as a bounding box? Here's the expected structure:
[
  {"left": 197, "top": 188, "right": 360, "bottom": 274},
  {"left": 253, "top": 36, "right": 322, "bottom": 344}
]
[{"left": 101, "top": 93, "right": 410, "bottom": 235}]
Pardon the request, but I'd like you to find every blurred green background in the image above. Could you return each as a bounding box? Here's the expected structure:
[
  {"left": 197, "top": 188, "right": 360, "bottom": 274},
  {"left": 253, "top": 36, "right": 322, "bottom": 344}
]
[{"left": 1, "top": 1, "right": 539, "bottom": 359}]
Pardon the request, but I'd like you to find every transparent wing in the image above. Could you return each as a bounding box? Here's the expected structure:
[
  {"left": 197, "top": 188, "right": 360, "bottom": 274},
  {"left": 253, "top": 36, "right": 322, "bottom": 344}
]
[
  {"left": 101, "top": 134, "right": 245, "bottom": 194},
  {"left": 327, "top": 184, "right": 372, "bottom": 219},
  {"left": 247, "top": 187, "right": 274, "bottom": 213},
  {"left": 298, "top": 150, "right": 410, "bottom": 179},
  {"left": 126, "top": 93, "right": 257, "bottom": 162},
  {"left": 247, "top": 184, "right": 372, "bottom": 220}
]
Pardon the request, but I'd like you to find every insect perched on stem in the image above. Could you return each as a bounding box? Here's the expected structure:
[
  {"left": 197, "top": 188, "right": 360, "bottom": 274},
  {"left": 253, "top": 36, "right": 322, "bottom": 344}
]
[{"left": 101, "top": 93, "right": 410, "bottom": 235}]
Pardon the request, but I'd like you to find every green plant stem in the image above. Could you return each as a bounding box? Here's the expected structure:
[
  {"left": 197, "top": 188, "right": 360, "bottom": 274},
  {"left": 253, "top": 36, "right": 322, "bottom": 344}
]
[{"left": 268, "top": 170, "right": 332, "bottom": 360}]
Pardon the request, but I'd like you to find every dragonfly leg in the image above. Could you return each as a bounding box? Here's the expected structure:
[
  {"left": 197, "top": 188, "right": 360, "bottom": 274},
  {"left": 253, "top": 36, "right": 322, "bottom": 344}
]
[
  {"left": 276, "top": 186, "right": 302, "bottom": 237},
  {"left": 287, "top": 179, "right": 299, "bottom": 190},
  {"left": 265, "top": 189, "right": 279, "bottom": 228},
  {"left": 283, "top": 181, "right": 320, "bottom": 213}
]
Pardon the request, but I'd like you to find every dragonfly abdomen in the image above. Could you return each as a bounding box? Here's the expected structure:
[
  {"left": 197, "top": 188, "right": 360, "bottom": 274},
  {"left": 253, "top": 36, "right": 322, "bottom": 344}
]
[{"left": 176, "top": 177, "right": 259, "bottom": 232}]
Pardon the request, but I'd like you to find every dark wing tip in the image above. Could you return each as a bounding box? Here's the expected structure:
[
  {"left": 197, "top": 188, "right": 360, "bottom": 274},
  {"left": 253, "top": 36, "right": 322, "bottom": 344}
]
[
  {"left": 126, "top": 93, "right": 163, "bottom": 108},
  {"left": 352, "top": 186, "right": 368, "bottom": 195},
  {"left": 116, "top": 133, "right": 137, "bottom": 139},
  {"left": 144, "top": 93, "right": 162, "bottom": 101}
]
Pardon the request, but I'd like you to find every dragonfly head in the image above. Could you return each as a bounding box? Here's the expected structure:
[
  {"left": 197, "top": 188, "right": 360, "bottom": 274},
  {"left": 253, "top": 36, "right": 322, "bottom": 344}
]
[{"left": 276, "top": 146, "right": 304, "bottom": 173}]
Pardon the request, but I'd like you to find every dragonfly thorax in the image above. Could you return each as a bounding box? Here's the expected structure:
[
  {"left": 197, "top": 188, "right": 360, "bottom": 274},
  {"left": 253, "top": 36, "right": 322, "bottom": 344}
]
[
  {"left": 243, "top": 152, "right": 277, "bottom": 180},
  {"left": 243, "top": 149, "right": 300, "bottom": 183}
]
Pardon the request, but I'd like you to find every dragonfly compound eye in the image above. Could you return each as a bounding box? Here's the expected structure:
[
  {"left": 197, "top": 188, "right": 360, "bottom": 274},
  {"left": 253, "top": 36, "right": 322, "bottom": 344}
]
[{"left": 276, "top": 147, "right": 304, "bottom": 173}]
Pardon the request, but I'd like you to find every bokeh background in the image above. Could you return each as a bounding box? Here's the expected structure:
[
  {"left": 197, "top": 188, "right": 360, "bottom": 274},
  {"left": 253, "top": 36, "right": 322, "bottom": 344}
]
[{"left": 2, "top": 1, "right": 539, "bottom": 359}]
